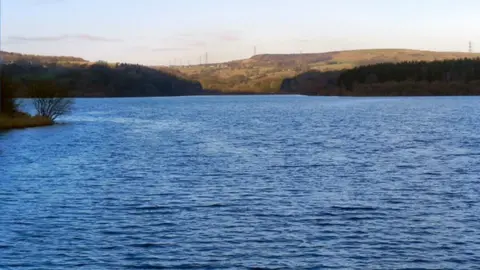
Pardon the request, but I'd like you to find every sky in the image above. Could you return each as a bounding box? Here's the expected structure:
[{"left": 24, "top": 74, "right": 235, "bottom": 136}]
[{"left": 1, "top": 0, "right": 479, "bottom": 65}]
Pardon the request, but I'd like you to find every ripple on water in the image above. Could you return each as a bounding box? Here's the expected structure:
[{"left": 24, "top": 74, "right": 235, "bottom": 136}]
[{"left": 2, "top": 96, "right": 480, "bottom": 269}]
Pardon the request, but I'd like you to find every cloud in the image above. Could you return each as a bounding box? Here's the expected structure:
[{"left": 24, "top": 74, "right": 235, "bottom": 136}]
[
  {"left": 9, "top": 35, "right": 67, "bottom": 42},
  {"left": 167, "top": 29, "right": 243, "bottom": 43},
  {"left": 217, "top": 31, "right": 242, "bottom": 42},
  {"left": 189, "top": 41, "right": 207, "bottom": 47},
  {"left": 176, "top": 33, "right": 194, "bottom": 39},
  {"left": 129, "top": 45, "right": 150, "bottom": 51},
  {"left": 139, "top": 29, "right": 242, "bottom": 54},
  {"left": 8, "top": 34, "right": 123, "bottom": 43},
  {"left": 211, "top": 30, "right": 242, "bottom": 42},
  {"left": 297, "top": 39, "right": 313, "bottom": 43},
  {"left": 152, "top": 47, "right": 190, "bottom": 52},
  {"left": 2, "top": 40, "right": 27, "bottom": 45},
  {"left": 77, "top": 34, "right": 123, "bottom": 42}
]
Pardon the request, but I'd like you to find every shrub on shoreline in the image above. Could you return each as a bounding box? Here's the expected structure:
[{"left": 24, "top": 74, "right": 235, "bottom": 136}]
[{"left": 0, "top": 113, "right": 54, "bottom": 131}]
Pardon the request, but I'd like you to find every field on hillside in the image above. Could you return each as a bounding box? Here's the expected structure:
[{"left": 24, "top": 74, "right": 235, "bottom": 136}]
[{"left": 169, "top": 49, "right": 480, "bottom": 92}]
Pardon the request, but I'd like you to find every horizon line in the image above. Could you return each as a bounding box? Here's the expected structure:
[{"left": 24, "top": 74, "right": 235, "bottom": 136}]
[{"left": 0, "top": 47, "right": 477, "bottom": 66}]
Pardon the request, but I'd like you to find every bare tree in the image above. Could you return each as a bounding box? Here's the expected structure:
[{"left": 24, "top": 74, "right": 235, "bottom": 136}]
[{"left": 27, "top": 80, "right": 74, "bottom": 121}]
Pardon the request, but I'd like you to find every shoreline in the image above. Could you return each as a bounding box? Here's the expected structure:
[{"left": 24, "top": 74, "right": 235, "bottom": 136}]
[
  {"left": 47, "top": 93, "right": 480, "bottom": 99},
  {"left": 0, "top": 114, "right": 54, "bottom": 131}
]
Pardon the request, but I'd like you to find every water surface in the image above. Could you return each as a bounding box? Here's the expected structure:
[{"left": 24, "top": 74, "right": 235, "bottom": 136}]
[{"left": 2, "top": 96, "right": 480, "bottom": 269}]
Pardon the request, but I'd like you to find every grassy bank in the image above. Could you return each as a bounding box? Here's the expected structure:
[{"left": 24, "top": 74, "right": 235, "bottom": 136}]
[{"left": 0, "top": 113, "right": 54, "bottom": 131}]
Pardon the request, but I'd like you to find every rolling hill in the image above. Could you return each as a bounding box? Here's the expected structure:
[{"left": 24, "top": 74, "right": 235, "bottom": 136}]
[
  {"left": 4, "top": 48, "right": 480, "bottom": 96},
  {"left": 0, "top": 51, "right": 88, "bottom": 64},
  {"left": 173, "top": 49, "right": 480, "bottom": 93},
  {"left": 1, "top": 51, "right": 207, "bottom": 97}
]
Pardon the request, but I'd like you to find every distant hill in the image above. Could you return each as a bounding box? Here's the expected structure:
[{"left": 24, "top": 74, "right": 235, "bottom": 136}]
[
  {"left": 5, "top": 48, "right": 480, "bottom": 96},
  {"left": 1, "top": 50, "right": 207, "bottom": 97},
  {"left": 0, "top": 50, "right": 87, "bottom": 64},
  {"left": 174, "top": 49, "right": 480, "bottom": 93},
  {"left": 239, "top": 49, "right": 480, "bottom": 67}
]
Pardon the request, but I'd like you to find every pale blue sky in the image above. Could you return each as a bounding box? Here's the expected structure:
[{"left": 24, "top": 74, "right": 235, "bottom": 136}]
[{"left": 1, "top": 0, "right": 479, "bottom": 65}]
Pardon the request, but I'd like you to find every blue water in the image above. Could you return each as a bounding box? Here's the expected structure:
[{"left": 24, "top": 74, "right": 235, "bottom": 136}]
[{"left": 2, "top": 95, "right": 480, "bottom": 269}]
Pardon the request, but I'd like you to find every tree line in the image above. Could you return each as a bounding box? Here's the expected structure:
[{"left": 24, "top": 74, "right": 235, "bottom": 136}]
[
  {"left": 337, "top": 58, "right": 480, "bottom": 90},
  {"left": 281, "top": 58, "right": 480, "bottom": 96},
  {"left": 2, "top": 62, "right": 207, "bottom": 98}
]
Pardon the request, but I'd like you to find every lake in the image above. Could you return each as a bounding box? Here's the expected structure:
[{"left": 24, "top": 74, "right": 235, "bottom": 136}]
[{"left": 1, "top": 95, "right": 480, "bottom": 269}]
